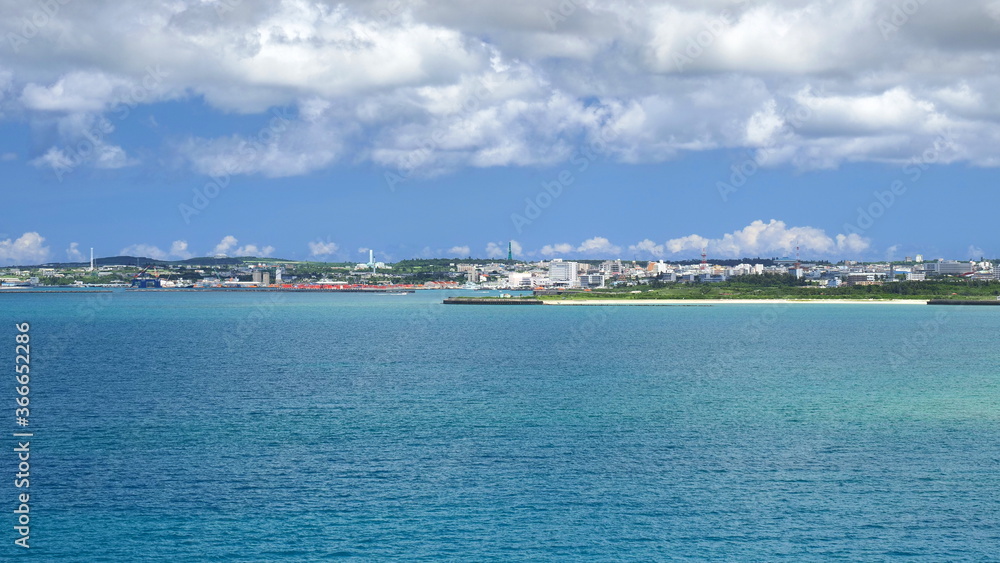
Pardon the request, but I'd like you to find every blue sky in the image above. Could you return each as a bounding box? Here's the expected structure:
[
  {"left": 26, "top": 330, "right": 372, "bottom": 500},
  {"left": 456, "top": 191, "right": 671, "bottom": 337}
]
[{"left": 1, "top": 1, "right": 998, "bottom": 265}]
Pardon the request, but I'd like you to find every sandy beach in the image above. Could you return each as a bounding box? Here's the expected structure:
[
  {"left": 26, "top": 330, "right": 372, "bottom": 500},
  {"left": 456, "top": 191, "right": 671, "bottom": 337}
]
[{"left": 542, "top": 299, "right": 929, "bottom": 306}]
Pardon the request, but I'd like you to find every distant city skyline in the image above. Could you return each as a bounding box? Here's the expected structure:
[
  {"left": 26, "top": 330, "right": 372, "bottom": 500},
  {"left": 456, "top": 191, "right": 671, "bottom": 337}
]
[{"left": 3, "top": 2, "right": 999, "bottom": 265}]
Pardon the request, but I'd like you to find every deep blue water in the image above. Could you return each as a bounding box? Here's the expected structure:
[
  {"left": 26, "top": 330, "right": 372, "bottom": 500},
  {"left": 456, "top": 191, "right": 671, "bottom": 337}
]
[{"left": 3, "top": 290, "right": 1000, "bottom": 560}]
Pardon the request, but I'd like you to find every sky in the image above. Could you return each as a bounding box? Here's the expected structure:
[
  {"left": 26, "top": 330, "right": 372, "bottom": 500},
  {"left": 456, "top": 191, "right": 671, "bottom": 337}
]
[{"left": 1, "top": 0, "right": 999, "bottom": 265}]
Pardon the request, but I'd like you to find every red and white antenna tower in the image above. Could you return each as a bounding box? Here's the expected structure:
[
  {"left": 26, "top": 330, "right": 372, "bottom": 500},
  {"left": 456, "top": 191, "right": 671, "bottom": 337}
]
[{"left": 700, "top": 246, "right": 708, "bottom": 273}]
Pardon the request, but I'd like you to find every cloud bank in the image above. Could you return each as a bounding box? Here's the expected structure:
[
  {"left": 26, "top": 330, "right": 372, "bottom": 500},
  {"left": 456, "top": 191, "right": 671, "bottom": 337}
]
[{"left": 4, "top": 0, "right": 998, "bottom": 179}]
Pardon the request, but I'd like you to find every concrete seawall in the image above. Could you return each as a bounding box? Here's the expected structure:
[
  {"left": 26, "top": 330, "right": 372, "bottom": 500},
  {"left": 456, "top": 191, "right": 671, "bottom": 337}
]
[
  {"left": 443, "top": 298, "right": 542, "bottom": 305},
  {"left": 927, "top": 299, "right": 1000, "bottom": 306}
]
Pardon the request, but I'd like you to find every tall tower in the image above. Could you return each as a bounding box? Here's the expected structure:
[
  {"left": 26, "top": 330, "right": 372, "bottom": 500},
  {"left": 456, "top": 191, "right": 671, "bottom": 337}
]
[
  {"left": 700, "top": 246, "right": 707, "bottom": 274},
  {"left": 507, "top": 241, "right": 513, "bottom": 261},
  {"left": 90, "top": 248, "right": 94, "bottom": 271}
]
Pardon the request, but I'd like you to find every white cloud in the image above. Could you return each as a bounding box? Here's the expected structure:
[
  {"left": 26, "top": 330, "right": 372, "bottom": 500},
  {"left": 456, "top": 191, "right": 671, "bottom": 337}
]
[
  {"left": 20, "top": 71, "right": 128, "bottom": 113},
  {"left": 120, "top": 240, "right": 195, "bottom": 260},
  {"left": 120, "top": 244, "right": 168, "bottom": 260},
  {"left": 666, "top": 219, "right": 871, "bottom": 258},
  {"left": 968, "top": 244, "right": 985, "bottom": 259},
  {"left": 170, "top": 240, "right": 193, "bottom": 260},
  {"left": 576, "top": 237, "right": 622, "bottom": 256},
  {"left": 5, "top": 0, "right": 1000, "bottom": 177},
  {"left": 235, "top": 244, "right": 274, "bottom": 257},
  {"left": 486, "top": 240, "right": 522, "bottom": 258},
  {"left": 28, "top": 114, "right": 137, "bottom": 174},
  {"left": 309, "top": 240, "right": 339, "bottom": 257},
  {"left": 540, "top": 243, "right": 574, "bottom": 257},
  {"left": 210, "top": 236, "right": 275, "bottom": 258},
  {"left": 629, "top": 239, "right": 666, "bottom": 258},
  {"left": 0, "top": 233, "right": 50, "bottom": 265},
  {"left": 66, "top": 242, "right": 84, "bottom": 262},
  {"left": 538, "top": 238, "right": 623, "bottom": 258},
  {"left": 447, "top": 245, "right": 470, "bottom": 256},
  {"left": 29, "top": 147, "right": 75, "bottom": 171},
  {"left": 213, "top": 235, "right": 239, "bottom": 256}
]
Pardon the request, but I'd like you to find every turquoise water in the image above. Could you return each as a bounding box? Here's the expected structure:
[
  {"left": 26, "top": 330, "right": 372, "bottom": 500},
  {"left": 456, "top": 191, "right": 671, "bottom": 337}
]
[{"left": 3, "top": 291, "right": 1000, "bottom": 560}]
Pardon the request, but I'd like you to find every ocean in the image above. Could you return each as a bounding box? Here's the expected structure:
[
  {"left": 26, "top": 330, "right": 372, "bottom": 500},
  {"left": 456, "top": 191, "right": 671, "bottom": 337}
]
[{"left": 4, "top": 290, "right": 999, "bottom": 560}]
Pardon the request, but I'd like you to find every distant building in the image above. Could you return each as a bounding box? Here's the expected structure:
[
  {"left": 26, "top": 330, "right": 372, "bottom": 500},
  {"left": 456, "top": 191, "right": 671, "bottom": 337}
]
[
  {"left": 919, "top": 261, "right": 973, "bottom": 276},
  {"left": 507, "top": 272, "right": 533, "bottom": 289},
  {"left": 845, "top": 272, "right": 885, "bottom": 286},
  {"left": 579, "top": 274, "right": 606, "bottom": 288},
  {"left": 599, "top": 259, "right": 623, "bottom": 276},
  {"left": 549, "top": 260, "right": 580, "bottom": 288}
]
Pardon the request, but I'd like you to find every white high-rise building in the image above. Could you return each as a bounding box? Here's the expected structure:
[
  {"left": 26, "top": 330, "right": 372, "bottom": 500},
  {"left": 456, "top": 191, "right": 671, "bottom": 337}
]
[{"left": 549, "top": 259, "right": 580, "bottom": 288}]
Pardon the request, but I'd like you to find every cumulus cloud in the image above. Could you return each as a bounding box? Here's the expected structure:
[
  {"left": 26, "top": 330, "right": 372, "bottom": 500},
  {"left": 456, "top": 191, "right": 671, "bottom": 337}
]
[
  {"left": 4, "top": 0, "right": 1000, "bottom": 178},
  {"left": 0, "top": 233, "right": 50, "bottom": 265},
  {"left": 213, "top": 235, "right": 239, "bottom": 256},
  {"left": 120, "top": 240, "right": 195, "bottom": 260},
  {"left": 66, "top": 242, "right": 85, "bottom": 262},
  {"left": 120, "top": 244, "right": 169, "bottom": 260},
  {"left": 20, "top": 71, "right": 130, "bottom": 113},
  {"left": 629, "top": 239, "right": 666, "bottom": 258},
  {"left": 28, "top": 114, "right": 137, "bottom": 174},
  {"left": 575, "top": 237, "right": 622, "bottom": 256},
  {"left": 236, "top": 244, "right": 275, "bottom": 257},
  {"left": 665, "top": 219, "right": 871, "bottom": 258},
  {"left": 309, "top": 240, "right": 339, "bottom": 257},
  {"left": 540, "top": 243, "right": 575, "bottom": 257},
  {"left": 209, "top": 235, "right": 272, "bottom": 256},
  {"left": 170, "top": 240, "right": 193, "bottom": 260},
  {"left": 447, "top": 245, "right": 471, "bottom": 256},
  {"left": 539, "top": 238, "right": 623, "bottom": 257}
]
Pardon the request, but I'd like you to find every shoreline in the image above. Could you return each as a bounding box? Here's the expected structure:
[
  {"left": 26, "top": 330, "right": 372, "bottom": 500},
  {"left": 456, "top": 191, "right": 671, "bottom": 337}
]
[{"left": 541, "top": 298, "right": 929, "bottom": 306}]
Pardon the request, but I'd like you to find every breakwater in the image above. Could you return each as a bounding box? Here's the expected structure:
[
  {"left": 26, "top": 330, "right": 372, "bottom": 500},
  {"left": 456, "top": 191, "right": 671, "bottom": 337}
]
[
  {"left": 443, "top": 298, "right": 541, "bottom": 305},
  {"left": 927, "top": 299, "right": 1000, "bottom": 305}
]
